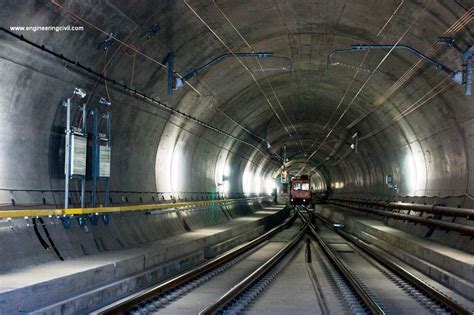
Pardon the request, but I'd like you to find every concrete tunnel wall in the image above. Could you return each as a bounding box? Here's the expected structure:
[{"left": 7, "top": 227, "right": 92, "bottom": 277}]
[{"left": 0, "top": 0, "right": 473, "bottom": 208}]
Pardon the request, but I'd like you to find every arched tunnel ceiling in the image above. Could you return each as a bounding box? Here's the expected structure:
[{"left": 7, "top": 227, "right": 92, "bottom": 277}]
[{"left": 0, "top": 0, "right": 473, "bottom": 200}]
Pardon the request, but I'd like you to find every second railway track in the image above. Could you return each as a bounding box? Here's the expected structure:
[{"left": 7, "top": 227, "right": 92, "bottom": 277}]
[
  {"left": 298, "top": 207, "right": 472, "bottom": 315},
  {"left": 93, "top": 206, "right": 473, "bottom": 315}
]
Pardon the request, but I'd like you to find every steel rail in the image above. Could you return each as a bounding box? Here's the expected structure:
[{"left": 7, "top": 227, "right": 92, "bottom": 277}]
[
  {"left": 198, "top": 213, "right": 310, "bottom": 315},
  {"left": 95, "top": 209, "right": 294, "bottom": 314},
  {"left": 297, "top": 210, "right": 385, "bottom": 315},
  {"left": 314, "top": 213, "right": 472, "bottom": 315},
  {"left": 329, "top": 200, "right": 474, "bottom": 236}
]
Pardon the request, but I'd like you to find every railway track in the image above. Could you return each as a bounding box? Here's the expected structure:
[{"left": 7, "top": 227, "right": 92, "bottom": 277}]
[
  {"left": 93, "top": 206, "right": 472, "bottom": 315},
  {"left": 92, "top": 211, "right": 301, "bottom": 314},
  {"left": 297, "top": 206, "right": 472, "bottom": 315}
]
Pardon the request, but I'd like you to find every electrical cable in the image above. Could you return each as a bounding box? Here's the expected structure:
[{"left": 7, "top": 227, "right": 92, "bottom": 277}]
[
  {"left": 359, "top": 79, "right": 455, "bottom": 141},
  {"left": 38, "top": 217, "right": 64, "bottom": 261},
  {"left": 321, "top": 9, "right": 472, "bottom": 168},
  {"left": 303, "top": 1, "right": 408, "bottom": 159},
  {"left": 320, "top": 76, "right": 455, "bottom": 169},
  {"left": 184, "top": 0, "right": 293, "bottom": 138},
  {"left": 51, "top": 0, "right": 283, "bottom": 160},
  {"left": 305, "top": 0, "right": 433, "bottom": 164},
  {"left": 295, "top": 0, "right": 422, "bottom": 176},
  {"left": 0, "top": 27, "right": 268, "bottom": 157},
  {"left": 376, "top": 0, "right": 406, "bottom": 37},
  {"left": 211, "top": 0, "right": 305, "bottom": 153},
  {"left": 346, "top": 7, "right": 473, "bottom": 130},
  {"left": 130, "top": 54, "right": 136, "bottom": 88},
  {"left": 50, "top": 0, "right": 286, "bottom": 161},
  {"left": 32, "top": 218, "right": 51, "bottom": 250},
  {"left": 49, "top": 0, "right": 202, "bottom": 96}
]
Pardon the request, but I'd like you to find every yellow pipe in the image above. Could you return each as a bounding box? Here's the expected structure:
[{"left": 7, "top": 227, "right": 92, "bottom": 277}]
[{"left": 0, "top": 198, "right": 258, "bottom": 219}]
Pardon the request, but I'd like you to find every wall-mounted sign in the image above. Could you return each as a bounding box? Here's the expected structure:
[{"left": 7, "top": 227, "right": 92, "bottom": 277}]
[
  {"left": 99, "top": 146, "right": 111, "bottom": 178},
  {"left": 70, "top": 135, "right": 87, "bottom": 176}
]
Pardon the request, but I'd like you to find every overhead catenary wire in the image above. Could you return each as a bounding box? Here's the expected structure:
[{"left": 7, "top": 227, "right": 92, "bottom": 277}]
[
  {"left": 317, "top": 79, "right": 456, "bottom": 171},
  {"left": 49, "top": 0, "right": 202, "bottom": 96},
  {"left": 322, "top": 7, "right": 473, "bottom": 169},
  {"left": 376, "top": 0, "right": 406, "bottom": 37},
  {"left": 293, "top": 50, "right": 370, "bottom": 177},
  {"left": 184, "top": 0, "right": 293, "bottom": 139},
  {"left": 297, "top": 0, "right": 422, "bottom": 177},
  {"left": 211, "top": 0, "right": 305, "bottom": 154},
  {"left": 359, "top": 79, "right": 455, "bottom": 141},
  {"left": 305, "top": 0, "right": 433, "bottom": 165},
  {"left": 49, "top": 0, "right": 283, "bottom": 159},
  {"left": 345, "top": 7, "right": 474, "bottom": 130},
  {"left": 308, "top": 0, "right": 408, "bottom": 149},
  {"left": 314, "top": 70, "right": 456, "bottom": 170},
  {"left": 299, "top": 0, "right": 407, "bottom": 167},
  {"left": 0, "top": 27, "right": 271, "bottom": 158}
]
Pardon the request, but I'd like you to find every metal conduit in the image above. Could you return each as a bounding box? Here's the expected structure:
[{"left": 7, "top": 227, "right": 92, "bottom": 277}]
[
  {"left": 330, "top": 197, "right": 474, "bottom": 218},
  {"left": 329, "top": 200, "right": 474, "bottom": 236}
]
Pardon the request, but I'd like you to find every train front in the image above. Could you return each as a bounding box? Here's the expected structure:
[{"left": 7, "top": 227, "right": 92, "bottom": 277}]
[{"left": 290, "top": 176, "right": 311, "bottom": 205}]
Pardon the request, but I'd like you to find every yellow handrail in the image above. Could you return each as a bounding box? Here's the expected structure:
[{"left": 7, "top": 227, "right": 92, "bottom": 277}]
[{"left": 0, "top": 197, "right": 260, "bottom": 219}]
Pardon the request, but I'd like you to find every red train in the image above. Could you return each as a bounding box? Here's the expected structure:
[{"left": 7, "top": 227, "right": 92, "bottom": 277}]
[{"left": 290, "top": 175, "right": 311, "bottom": 205}]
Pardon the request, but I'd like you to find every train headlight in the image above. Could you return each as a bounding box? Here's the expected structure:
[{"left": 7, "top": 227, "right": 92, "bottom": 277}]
[{"left": 303, "top": 199, "right": 306, "bottom": 202}]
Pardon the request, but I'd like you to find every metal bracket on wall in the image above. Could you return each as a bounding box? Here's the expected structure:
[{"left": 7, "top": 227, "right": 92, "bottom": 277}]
[
  {"left": 98, "top": 32, "right": 116, "bottom": 51},
  {"left": 351, "top": 131, "right": 358, "bottom": 153},
  {"left": 327, "top": 38, "right": 474, "bottom": 95},
  {"left": 61, "top": 216, "right": 71, "bottom": 229},
  {"left": 146, "top": 23, "right": 160, "bottom": 40},
  {"left": 102, "top": 214, "right": 110, "bottom": 225},
  {"left": 89, "top": 214, "right": 99, "bottom": 225},
  {"left": 78, "top": 216, "right": 87, "bottom": 229}
]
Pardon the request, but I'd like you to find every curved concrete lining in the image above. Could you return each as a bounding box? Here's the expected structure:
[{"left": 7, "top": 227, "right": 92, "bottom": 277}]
[{"left": 0, "top": 2, "right": 472, "bottom": 208}]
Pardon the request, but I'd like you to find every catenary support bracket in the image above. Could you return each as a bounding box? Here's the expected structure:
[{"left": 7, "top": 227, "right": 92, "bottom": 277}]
[
  {"left": 328, "top": 38, "right": 473, "bottom": 95},
  {"left": 174, "top": 52, "right": 292, "bottom": 90}
]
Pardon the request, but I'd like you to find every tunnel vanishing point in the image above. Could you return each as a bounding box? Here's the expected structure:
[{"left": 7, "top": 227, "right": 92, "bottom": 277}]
[{"left": 0, "top": 1, "right": 474, "bottom": 314}]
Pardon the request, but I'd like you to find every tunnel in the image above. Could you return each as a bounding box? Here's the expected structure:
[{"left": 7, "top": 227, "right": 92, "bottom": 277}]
[{"left": 0, "top": 0, "right": 473, "bottom": 314}]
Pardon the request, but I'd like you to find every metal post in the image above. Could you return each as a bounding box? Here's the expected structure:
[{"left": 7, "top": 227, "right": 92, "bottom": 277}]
[
  {"left": 105, "top": 112, "right": 111, "bottom": 206},
  {"left": 64, "top": 98, "right": 72, "bottom": 209},
  {"left": 80, "top": 103, "right": 87, "bottom": 208},
  {"left": 92, "top": 108, "right": 99, "bottom": 207}
]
